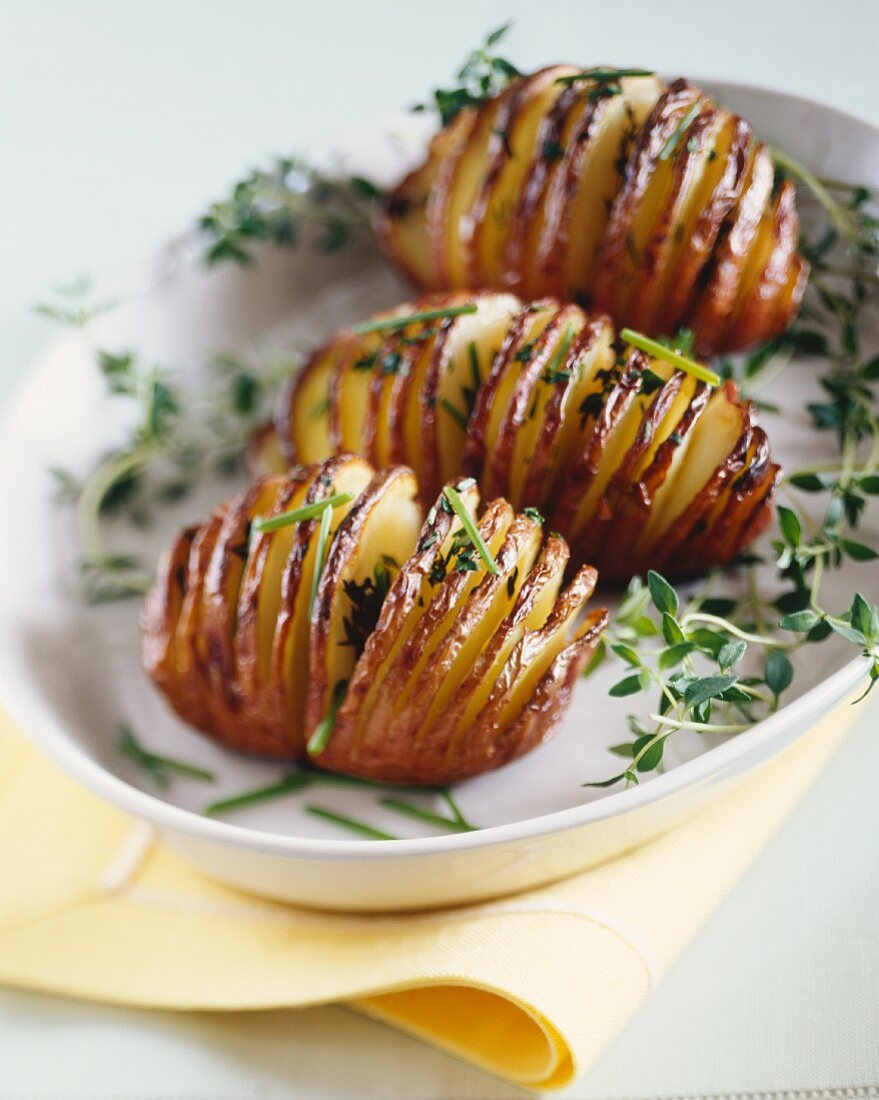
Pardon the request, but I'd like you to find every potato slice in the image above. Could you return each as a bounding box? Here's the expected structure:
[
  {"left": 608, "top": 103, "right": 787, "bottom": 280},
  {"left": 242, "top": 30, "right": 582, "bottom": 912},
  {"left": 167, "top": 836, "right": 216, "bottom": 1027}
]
[
  {"left": 374, "top": 114, "right": 474, "bottom": 289},
  {"left": 245, "top": 421, "right": 288, "bottom": 478},
  {"left": 538, "top": 74, "right": 665, "bottom": 300},
  {"left": 234, "top": 470, "right": 312, "bottom": 731},
  {"left": 593, "top": 82, "right": 707, "bottom": 323},
  {"left": 141, "top": 524, "right": 198, "bottom": 720},
  {"left": 688, "top": 143, "right": 775, "bottom": 353},
  {"left": 264, "top": 454, "right": 374, "bottom": 753},
  {"left": 392, "top": 511, "right": 543, "bottom": 750},
  {"left": 627, "top": 105, "right": 727, "bottom": 335},
  {"left": 503, "top": 303, "right": 587, "bottom": 506},
  {"left": 471, "top": 67, "right": 572, "bottom": 287},
  {"left": 437, "top": 531, "right": 569, "bottom": 765},
  {"left": 282, "top": 337, "right": 348, "bottom": 463},
  {"left": 454, "top": 566, "right": 606, "bottom": 779},
  {"left": 354, "top": 496, "right": 514, "bottom": 769},
  {"left": 551, "top": 350, "right": 671, "bottom": 549},
  {"left": 305, "top": 466, "right": 423, "bottom": 749},
  {"left": 326, "top": 479, "right": 480, "bottom": 763},
  {"left": 432, "top": 293, "right": 521, "bottom": 486},
  {"left": 464, "top": 301, "right": 557, "bottom": 497},
  {"left": 519, "top": 315, "right": 617, "bottom": 510}
]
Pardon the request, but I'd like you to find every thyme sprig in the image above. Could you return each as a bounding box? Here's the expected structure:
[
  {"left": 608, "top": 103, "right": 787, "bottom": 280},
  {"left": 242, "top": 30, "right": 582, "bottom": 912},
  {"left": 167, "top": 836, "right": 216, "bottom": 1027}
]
[
  {"left": 586, "top": 570, "right": 878, "bottom": 788},
  {"left": 40, "top": 283, "right": 290, "bottom": 603},
  {"left": 199, "top": 157, "right": 381, "bottom": 266},
  {"left": 591, "top": 165, "right": 879, "bottom": 787},
  {"left": 412, "top": 23, "right": 521, "bottom": 127}
]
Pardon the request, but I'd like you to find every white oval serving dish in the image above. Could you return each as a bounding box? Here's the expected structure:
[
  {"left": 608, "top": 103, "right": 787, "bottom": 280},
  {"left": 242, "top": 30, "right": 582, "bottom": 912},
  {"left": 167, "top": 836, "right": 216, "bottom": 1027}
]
[{"left": 0, "top": 80, "right": 875, "bottom": 911}]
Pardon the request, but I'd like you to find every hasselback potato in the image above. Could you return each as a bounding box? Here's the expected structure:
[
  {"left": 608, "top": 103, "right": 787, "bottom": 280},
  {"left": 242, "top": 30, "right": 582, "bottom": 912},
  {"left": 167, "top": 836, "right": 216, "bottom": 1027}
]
[
  {"left": 251, "top": 292, "right": 780, "bottom": 579},
  {"left": 375, "top": 68, "right": 807, "bottom": 354},
  {"left": 142, "top": 457, "right": 607, "bottom": 781}
]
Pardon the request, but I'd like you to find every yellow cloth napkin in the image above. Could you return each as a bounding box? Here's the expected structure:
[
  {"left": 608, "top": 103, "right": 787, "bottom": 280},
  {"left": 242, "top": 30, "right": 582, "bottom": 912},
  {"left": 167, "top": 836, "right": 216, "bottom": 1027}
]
[{"left": 0, "top": 702, "right": 858, "bottom": 1093}]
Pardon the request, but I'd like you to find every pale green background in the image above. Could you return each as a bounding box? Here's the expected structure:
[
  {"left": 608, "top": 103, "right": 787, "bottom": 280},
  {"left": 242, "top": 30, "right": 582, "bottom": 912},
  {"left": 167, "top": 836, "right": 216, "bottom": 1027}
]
[{"left": 1, "top": 1, "right": 878, "bottom": 1097}]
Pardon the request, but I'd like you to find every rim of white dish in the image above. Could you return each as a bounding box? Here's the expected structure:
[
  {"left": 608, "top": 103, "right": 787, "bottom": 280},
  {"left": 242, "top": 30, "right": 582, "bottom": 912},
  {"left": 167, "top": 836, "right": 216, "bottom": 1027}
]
[{"left": 0, "top": 79, "right": 875, "bottom": 862}]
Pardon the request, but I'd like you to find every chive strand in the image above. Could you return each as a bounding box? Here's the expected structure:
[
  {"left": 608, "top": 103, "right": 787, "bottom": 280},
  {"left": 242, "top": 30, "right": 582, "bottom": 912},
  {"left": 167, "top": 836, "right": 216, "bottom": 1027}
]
[
  {"left": 352, "top": 303, "right": 477, "bottom": 336},
  {"left": 252, "top": 491, "right": 352, "bottom": 534},
  {"left": 306, "top": 681, "right": 348, "bottom": 756},
  {"left": 204, "top": 774, "right": 310, "bottom": 816},
  {"left": 621, "top": 328, "right": 721, "bottom": 386},
  {"left": 308, "top": 499, "right": 334, "bottom": 619},
  {"left": 380, "top": 797, "right": 473, "bottom": 832},
  {"left": 439, "top": 397, "right": 469, "bottom": 430},
  {"left": 305, "top": 806, "right": 398, "bottom": 840},
  {"left": 442, "top": 485, "right": 500, "bottom": 575}
]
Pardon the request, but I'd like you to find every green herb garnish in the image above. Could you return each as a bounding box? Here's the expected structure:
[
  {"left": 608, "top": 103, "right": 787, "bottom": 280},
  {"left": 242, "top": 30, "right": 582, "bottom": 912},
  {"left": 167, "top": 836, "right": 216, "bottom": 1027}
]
[
  {"left": 118, "top": 725, "right": 215, "bottom": 789},
  {"left": 204, "top": 774, "right": 310, "bottom": 816},
  {"left": 306, "top": 680, "right": 349, "bottom": 756},
  {"left": 412, "top": 23, "right": 521, "bottom": 127},
  {"left": 540, "top": 323, "right": 578, "bottom": 384},
  {"left": 352, "top": 303, "right": 477, "bottom": 336},
  {"left": 442, "top": 485, "right": 500, "bottom": 575},
  {"left": 380, "top": 797, "right": 475, "bottom": 832},
  {"left": 621, "top": 328, "right": 721, "bottom": 385},
  {"left": 309, "top": 499, "right": 336, "bottom": 619},
  {"left": 198, "top": 157, "right": 381, "bottom": 266},
  {"left": 439, "top": 397, "right": 470, "bottom": 429},
  {"left": 658, "top": 102, "right": 702, "bottom": 162},
  {"left": 555, "top": 67, "right": 654, "bottom": 87},
  {"left": 305, "top": 806, "right": 398, "bottom": 840},
  {"left": 252, "top": 492, "right": 353, "bottom": 534}
]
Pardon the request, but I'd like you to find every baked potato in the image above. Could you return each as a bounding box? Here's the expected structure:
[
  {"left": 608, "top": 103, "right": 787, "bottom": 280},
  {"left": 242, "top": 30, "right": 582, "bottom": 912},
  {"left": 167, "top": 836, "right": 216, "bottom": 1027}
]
[
  {"left": 142, "top": 458, "right": 607, "bottom": 780},
  {"left": 375, "top": 68, "right": 807, "bottom": 355},
  {"left": 252, "top": 292, "right": 780, "bottom": 579}
]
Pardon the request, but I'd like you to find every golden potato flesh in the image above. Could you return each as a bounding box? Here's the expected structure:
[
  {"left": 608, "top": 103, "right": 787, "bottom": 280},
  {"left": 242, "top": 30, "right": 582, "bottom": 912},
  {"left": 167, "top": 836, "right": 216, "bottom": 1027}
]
[
  {"left": 261, "top": 291, "right": 781, "bottom": 579},
  {"left": 375, "top": 71, "right": 807, "bottom": 355},
  {"left": 313, "top": 480, "right": 607, "bottom": 784},
  {"left": 143, "top": 461, "right": 607, "bottom": 782}
]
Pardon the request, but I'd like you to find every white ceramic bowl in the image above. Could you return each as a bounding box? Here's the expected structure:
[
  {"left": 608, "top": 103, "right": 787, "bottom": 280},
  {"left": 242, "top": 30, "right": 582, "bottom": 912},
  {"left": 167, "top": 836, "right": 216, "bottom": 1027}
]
[{"left": 0, "top": 80, "right": 875, "bottom": 911}]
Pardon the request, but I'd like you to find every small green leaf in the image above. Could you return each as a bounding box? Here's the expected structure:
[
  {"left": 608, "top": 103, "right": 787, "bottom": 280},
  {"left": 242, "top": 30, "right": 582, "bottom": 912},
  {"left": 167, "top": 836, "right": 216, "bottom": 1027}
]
[
  {"left": 608, "top": 674, "right": 645, "bottom": 698},
  {"left": 779, "top": 609, "right": 821, "bottom": 632},
  {"left": 683, "top": 675, "right": 738, "bottom": 708},
  {"left": 647, "top": 571, "right": 678, "bottom": 616},
  {"left": 717, "top": 640, "right": 747, "bottom": 671},
  {"left": 764, "top": 650, "right": 794, "bottom": 695},
  {"left": 840, "top": 539, "right": 879, "bottom": 562},
  {"left": 636, "top": 740, "right": 664, "bottom": 773},
  {"left": 850, "top": 594, "right": 879, "bottom": 643},
  {"left": 777, "top": 505, "right": 802, "bottom": 547},
  {"left": 609, "top": 742, "right": 637, "bottom": 758},
  {"left": 611, "top": 642, "right": 642, "bottom": 667},
  {"left": 658, "top": 642, "right": 696, "bottom": 670},
  {"left": 788, "top": 473, "right": 827, "bottom": 492},
  {"left": 660, "top": 612, "right": 685, "bottom": 647}
]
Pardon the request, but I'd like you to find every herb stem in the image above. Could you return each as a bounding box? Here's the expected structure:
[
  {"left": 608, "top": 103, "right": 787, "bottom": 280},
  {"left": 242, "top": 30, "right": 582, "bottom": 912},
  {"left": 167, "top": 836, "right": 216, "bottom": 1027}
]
[
  {"left": 352, "top": 304, "right": 477, "bottom": 336},
  {"left": 679, "top": 612, "right": 796, "bottom": 648},
  {"left": 305, "top": 806, "right": 397, "bottom": 840},
  {"left": 379, "top": 797, "right": 474, "bottom": 832},
  {"left": 204, "top": 774, "right": 310, "bottom": 816},
  {"left": 648, "top": 714, "right": 752, "bottom": 734},
  {"left": 443, "top": 485, "right": 500, "bottom": 575},
  {"left": 306, "top": 680, "right": 348, "bottom": 756},
  {"left": 621, "top": 328, "right": 721, "bottom": 386},
  {"left": 253, "top": 492, "right": 353, "bottom": 534}
]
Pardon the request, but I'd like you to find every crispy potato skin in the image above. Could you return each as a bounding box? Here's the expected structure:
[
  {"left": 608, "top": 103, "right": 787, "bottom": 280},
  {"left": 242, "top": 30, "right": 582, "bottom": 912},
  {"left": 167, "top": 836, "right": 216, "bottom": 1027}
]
[
  {"left": 266, "top": 292, "right": 781, "bottom": 580},
  {"left": 375, "top": 70, "right": 806, "bottom": 355},
  {"left": 143, "top": 460, "right": 608, "bottom": 782}
]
